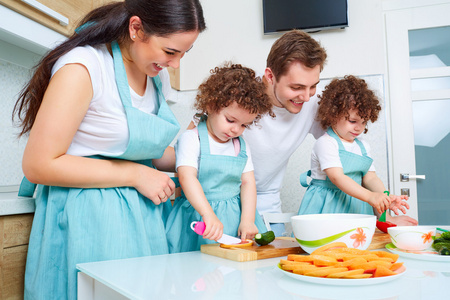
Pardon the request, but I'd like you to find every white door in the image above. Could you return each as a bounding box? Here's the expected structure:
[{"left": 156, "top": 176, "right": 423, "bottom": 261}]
[{"left": 384, "top": 1, "right": 450, "bottom": 224}]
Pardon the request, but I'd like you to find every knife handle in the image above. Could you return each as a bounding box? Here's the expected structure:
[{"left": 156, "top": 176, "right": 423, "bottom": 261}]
[{"left": 191, "top": 221, "right": 206, "bottom": 235}]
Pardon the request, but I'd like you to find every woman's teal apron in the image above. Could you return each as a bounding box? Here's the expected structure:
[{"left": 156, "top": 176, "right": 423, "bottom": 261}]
[
  {"left": 165, "top": 120, "right": 266, "bottom": 253},
  {"left": 298, "top": 127, "right": 374, "bottom": 215},
  {"left": 21, "top": 41, "right": 180, "bottom": 300}
]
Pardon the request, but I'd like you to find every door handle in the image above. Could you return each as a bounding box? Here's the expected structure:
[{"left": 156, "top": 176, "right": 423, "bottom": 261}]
[{"left": 400, "top": 173, "right": 426, "bottom": 182}]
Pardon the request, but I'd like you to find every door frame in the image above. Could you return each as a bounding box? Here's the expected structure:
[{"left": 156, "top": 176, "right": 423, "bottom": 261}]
[{"left": 383, "top": 0, "right": 450, "bottom": 221}]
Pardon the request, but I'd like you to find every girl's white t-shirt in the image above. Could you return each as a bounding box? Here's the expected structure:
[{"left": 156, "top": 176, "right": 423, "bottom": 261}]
[
  {"left": 51, "top": 44, "right": 175, "bottom": 157},
  {"left": 311, "top": 132, "right": 376, "bottom": 180},
  {"left": 175, "top": 128, "right": 254, "bottom": 174}
]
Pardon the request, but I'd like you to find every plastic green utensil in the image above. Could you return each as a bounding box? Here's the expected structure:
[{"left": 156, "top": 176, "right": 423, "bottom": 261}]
[{"left": 378, "top": 191, "right": 390, "bottom": 222}]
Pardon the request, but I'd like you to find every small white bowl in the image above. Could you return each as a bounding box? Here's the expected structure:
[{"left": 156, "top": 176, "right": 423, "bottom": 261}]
[
  {"left": 291, "top": 214, "right": 376, "bottom": 254},
  {"left": 388, "top": 226, "right": 436, "bottom": 251}
]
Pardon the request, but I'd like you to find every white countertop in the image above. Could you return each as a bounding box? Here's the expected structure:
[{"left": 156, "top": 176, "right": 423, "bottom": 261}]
[
  {"left": 0, "top": 186, "right": 35, "bottom": 216},
  {"left": 77, "top": 249, "right": 450, "bottom": 300}
]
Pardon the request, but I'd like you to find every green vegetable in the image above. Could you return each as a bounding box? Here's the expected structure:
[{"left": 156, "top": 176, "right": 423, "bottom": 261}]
[
  {"left": 439, "top": 246, "right": 450, "bottom": 255},
  {"left": 432, "top": 231, "right": 450, "bottom": 255},
  {"left": 433, "top": 238, "right": 446, "bottom": 244},
  {"left": 432, "top": 240, "right": 450, "bottom": 252},
  {"left": 255, "top": 230, "right": 275, "bottom": 246},
  {"left": 440, "top": 231, "right": 450, "bottom": 240}
]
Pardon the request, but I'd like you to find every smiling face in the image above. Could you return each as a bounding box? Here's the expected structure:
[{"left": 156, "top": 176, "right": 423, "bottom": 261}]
[
  {"left": 129, "top": 30, "right": 199, "bottom": 77},
  {"left": 123, "top": 16, "right": 199, "bottom": 78},
  {"left": 206, "top": 102, "right": 257, "bottom": 143},
  {"left": 265, "top": 61, "right": 321, "bottom": 114},
  {"left": 333, "top": 109, "right": 367, "bottom": 143}
]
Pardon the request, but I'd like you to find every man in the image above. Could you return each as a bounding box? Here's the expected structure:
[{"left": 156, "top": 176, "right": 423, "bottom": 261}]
[
  {"left": 242, "top": 30, "right": 326, "bottom": 236},
  {"left": 243, "top": 30, "right": 417, "bottom": 236}
]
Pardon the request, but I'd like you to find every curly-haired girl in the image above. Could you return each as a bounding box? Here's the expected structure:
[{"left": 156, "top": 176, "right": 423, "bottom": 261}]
[
  {"left": 298, "top": 75, "right": 411, "bottom": 218},
  {"left": 166, "top": 63, "right": 273, "bottom": 252}
]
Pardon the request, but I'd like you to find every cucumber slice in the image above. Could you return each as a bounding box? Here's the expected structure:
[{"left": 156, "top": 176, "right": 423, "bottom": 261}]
[{"left": 255, "top": 230, "right": 275, "bottom": 246}]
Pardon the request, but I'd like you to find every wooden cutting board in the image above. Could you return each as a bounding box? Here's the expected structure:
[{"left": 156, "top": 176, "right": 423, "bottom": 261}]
[{"left": 200, "top": 230, "right": 391, "bottom": 262}]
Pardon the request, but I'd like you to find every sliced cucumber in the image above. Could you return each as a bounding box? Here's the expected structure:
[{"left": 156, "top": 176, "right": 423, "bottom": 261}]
[{"left": 255, "top": 230, "right": 275, "bottom": 246}]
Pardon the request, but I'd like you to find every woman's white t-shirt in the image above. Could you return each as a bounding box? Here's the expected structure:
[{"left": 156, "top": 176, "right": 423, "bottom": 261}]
[
  {"left": 51, "top": 44, "right": 175, "bottom": 157},
  {"left": 311, "top": 132, "right": 376, "bottom": 180}
]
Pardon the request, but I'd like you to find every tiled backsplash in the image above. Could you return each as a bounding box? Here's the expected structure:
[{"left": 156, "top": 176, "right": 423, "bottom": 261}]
[{"left": 0, "top": 59, "right": 30, "bottom": 187}]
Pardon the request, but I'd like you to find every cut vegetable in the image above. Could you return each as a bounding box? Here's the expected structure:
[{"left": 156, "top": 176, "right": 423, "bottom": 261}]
[
  {"left": 255, "top": 231, "right": 275, "bottom": 246},
  {"left": 220, "top": 239, "right": 253, "bottom": 249}
]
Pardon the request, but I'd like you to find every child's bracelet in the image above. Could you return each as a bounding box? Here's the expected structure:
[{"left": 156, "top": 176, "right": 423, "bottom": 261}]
[{"left": 384, "top": 191, "right": 390, "bottom": 196}]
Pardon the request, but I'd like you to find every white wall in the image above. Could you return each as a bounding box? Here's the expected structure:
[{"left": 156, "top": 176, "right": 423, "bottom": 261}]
[{"left": 178, "top": 0, "right": 385, "bottom": 90}]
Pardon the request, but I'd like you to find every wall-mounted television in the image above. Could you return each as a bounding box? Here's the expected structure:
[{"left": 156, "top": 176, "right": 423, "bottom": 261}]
[{"left": 263, "top": 0, "right": 349, "bottom": 34}]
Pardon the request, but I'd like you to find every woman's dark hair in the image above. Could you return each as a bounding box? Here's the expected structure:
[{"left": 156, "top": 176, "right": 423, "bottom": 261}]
[{"left": 13, "top": 0, "right": 206, "bottom": 137}]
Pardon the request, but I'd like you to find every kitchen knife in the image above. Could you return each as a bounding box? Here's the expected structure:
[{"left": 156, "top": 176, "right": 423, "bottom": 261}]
[{"left": 190, "top": 221, "right": 242, "bottom": 245}]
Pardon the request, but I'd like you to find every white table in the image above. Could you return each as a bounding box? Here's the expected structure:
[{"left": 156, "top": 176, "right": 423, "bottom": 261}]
[{"left": 77, "top": 249, "right": 450, "bottom": 300}]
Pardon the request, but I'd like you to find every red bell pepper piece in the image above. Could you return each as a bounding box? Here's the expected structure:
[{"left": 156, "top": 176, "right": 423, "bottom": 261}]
[{"left": 376, "top": 220, "right": 397, "bottom": 233}]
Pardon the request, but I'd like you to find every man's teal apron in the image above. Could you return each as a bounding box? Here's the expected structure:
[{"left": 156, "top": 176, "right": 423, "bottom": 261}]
[
  {"left": 298, "top": 127, "right": 374, "bottom": 215},
  {"left": 22, "top": 41, "right": 180, "bottom": 300},
  {"left": 165, "top": 120, "right": 267, "bottom": 253}
]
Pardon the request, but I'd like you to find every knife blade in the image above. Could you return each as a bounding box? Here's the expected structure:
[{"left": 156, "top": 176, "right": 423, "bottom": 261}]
[{"left": 190, "top": 221, "right": 242, "bottom": 245}]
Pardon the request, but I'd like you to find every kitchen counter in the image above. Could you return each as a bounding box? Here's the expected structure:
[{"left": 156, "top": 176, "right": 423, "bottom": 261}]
[
  {"left": 77, "top": 249, "right": 450, "bottom": 300},
  {"left": 0, "top": 186, "right": 35, "bottom": 216}
]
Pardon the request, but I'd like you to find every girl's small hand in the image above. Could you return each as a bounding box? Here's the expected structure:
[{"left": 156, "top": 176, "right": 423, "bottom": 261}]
[
  {"left": 134, "top": 165, "right": 176, "bottom": 205},
  {"left": 368, "top": 192, "right": 391, "bottom": 214},
  {"left": 238, "top": 221, "right": 258, "bottom": 241},
  {"left": 388, "top": 195, "right": 410, "bottom": 215},
  {"left": 202, "top": 213, "right": 223, "bottom": 241}
]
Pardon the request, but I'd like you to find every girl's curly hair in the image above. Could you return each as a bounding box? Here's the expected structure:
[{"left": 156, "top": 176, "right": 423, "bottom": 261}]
[
  {"left": 317, "top": 75, "right": 381, "bottom": 134},
  {"left": 194, "top": 63, "right": 274, "bottom": 124}
]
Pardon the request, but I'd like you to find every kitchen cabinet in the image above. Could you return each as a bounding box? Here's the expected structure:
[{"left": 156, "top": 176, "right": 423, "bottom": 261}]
[
  {"left": 0, "top": 0, "right": 119, "bottom": 36},
  {"left": 168, "top": 67, "right": 181, "bottom": 91},
  {"left": 0, "top": 214, "right": 33, "bottom": 300}
]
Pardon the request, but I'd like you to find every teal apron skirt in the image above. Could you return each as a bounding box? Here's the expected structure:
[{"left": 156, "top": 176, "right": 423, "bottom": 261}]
[
  {"left": 298, "top": 127, "right": 374, "bottom": 215},
  {"left": 22, "top": 41, "right": 180, "bottom": 300},
  {"left": 165, "top": 121, "right": 266, "bottom": 253}
]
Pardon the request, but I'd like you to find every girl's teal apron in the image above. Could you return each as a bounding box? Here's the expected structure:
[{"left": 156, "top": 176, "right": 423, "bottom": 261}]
[
  {"left": 21, "top": 41, "right": 180, "bottom": 300},
  {"left": 165, "top": 120, "right": 266, "bottom": 253},
  {"left": 298, "top": 127, "right": 374, "bottom": 215}
]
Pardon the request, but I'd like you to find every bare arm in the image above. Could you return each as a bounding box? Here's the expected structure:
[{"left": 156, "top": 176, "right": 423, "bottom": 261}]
[
  {"left": 174, "top": 120, "right": 196, "bottom": 198},
  {"left": 325, "top": 168, "right": 390, "bottom": 214},
  {"left": 177, "top": 166, "right": 223, "bottom": 241},
  {"left": 22, "top": 64, "right": 175, "bottom": 204},
  {"left": 238, "top": 171, "right": 258, "bottom": 240},
  {"left": 152, "top": 146, "right": 176, "bottom": 172}
]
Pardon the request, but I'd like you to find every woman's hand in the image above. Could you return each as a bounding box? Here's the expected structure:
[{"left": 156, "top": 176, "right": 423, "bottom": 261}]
[
  {"left": 134, "top": 164, "right": 176, "bottom": 205},
  {"left": 202, "top": 213, "right": 223, "bottom": 241},
  {"left": 386, "top": 214, "right": 418, "bottom": 226},
  {"left": 238, "top": 221, "right": 258, "bottom": 241},
  {"left": 367, "top": 191, "right": 391, "bottom": 215}
]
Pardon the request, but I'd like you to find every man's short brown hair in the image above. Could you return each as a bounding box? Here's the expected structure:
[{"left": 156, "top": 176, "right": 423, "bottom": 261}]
[{"left": 266, "top": 30, "right": 327, "bottom": 79}]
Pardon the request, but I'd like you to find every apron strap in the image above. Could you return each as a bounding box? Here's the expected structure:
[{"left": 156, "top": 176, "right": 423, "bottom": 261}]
[
  {"left": 300, "top": 170, "right": 312, "bottom": 188},
  {"left": 354, "top": 138, "right": 368, "bottom": 156},
  {"left": 197, "top": 121, "right": 210, "bottom": 155}
]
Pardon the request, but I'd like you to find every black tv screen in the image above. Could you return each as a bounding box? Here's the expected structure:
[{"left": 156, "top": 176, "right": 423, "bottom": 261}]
[{"left": 263, "top": 0, "right": 348, "bottom": 34}]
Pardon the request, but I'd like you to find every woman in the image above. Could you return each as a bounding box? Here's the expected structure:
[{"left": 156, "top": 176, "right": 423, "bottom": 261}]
[{"left": 13, "top": 0, "right": 205, "bottom": 299}]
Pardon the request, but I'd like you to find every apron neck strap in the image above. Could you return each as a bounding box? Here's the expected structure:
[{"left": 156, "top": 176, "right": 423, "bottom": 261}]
[{"left": 111, "top": 41, "right": 163, "bottom": 108}]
